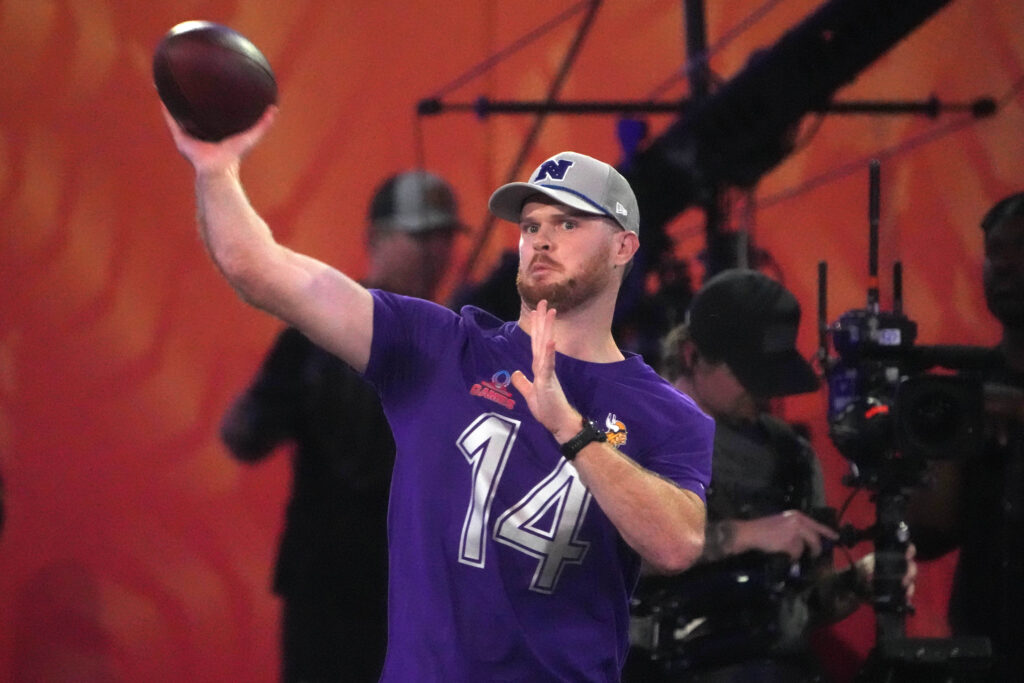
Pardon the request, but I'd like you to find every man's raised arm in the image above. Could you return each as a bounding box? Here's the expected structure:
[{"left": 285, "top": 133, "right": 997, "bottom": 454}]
[{"left": 162, "top": 107, "right": 374, "bottom": 372}]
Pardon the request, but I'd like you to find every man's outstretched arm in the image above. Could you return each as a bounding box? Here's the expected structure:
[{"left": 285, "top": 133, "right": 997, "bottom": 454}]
[{"left": 162, "top": 106, "right": 375, "bottom": 372}]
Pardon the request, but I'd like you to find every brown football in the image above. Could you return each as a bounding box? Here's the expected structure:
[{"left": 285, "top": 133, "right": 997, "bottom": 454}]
[{"left": 153, "top": 21, "right": 277, "bottom": 142}]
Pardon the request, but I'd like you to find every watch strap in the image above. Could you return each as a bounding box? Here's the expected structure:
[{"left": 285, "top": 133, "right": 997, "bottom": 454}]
[{"left": 559, "top": 417, "right": 607, "bottom": 461}]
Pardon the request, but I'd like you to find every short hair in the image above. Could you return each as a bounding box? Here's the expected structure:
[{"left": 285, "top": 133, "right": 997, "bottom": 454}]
[
  {"left": 659, "top": 322, "right": 727, "bottom": 382},
  {"left": 659, "top": 323, "right": 689, "bottom": 382},
  {"left": 981, "top": 191, "right": 1024, "bottom": 235}
]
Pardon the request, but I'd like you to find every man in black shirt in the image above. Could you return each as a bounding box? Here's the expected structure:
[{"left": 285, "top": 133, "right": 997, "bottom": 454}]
[
  {"left": 627, "top": 270, "right": 903, "bottom": 682},
  {"left": 220, "top": 170, "right": 462, "bottom": 682},
  {"left": 907, "top": 192, "right": 1024, "bottom": 682}
]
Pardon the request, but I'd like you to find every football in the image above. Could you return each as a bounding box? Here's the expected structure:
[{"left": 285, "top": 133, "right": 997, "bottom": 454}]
[{"left": 153, "top": 21, "right": 278, "bottom": 142}]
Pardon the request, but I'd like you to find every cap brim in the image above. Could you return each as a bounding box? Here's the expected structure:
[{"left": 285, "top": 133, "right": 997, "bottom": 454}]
[
  {"left": 734, "top": 350, "right": 820, "bottom": 398},
  {"left": 488, "top": 182, "right": 609, "bottom": 223}
]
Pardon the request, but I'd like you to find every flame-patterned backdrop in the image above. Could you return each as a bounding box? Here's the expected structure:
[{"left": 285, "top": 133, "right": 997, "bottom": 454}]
[{"left": 1, "top": 1, "right": 1022, "bottom": 681}]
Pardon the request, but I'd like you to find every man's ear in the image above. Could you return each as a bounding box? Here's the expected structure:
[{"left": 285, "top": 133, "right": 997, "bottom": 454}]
[
  {"left": 681, "top": 339, "right": 698, "bottom": 374},
  {"left": 614, "top": 230, "right": 640, "bottom": 265}
]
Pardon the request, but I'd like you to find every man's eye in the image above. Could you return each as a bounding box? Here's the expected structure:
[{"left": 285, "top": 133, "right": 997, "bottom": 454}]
[
  {"left": 522, "top": 224, "right": 539, "bottom": 234},
  {"left": 562, "top": 221, "right": 577, "bottom": 230}
]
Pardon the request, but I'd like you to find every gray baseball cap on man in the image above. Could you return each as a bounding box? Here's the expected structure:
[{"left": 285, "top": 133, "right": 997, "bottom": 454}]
[{"left": 488, "top": 151, "right": 640, "bottom": 235}]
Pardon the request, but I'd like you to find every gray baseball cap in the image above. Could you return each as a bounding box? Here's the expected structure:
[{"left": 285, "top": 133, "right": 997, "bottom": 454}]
[
  {"left": 369, "top": 170, "right": 461, "bottom": 233},
  {"left": 488, "top": 151, "right": 639, "bottom": 235}
]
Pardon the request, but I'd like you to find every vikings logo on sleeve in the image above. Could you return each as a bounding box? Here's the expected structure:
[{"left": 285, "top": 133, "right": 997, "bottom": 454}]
[{"left": 603, "top": 414, "right": 627, "bottom": 448}]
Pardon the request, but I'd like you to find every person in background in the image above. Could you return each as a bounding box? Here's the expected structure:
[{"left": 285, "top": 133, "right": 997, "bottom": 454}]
[
  {"left": 626, "top": 269, "right": 914, "bottom": 683},
  {"left": 907, "top": 192, "right": 1024, "bottom": 682},
  {"left": 220, "top": 170, "right": 462, "bottom": 682}
]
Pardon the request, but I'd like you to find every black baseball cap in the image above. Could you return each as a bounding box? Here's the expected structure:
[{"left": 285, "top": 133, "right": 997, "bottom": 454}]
[
  {"left": 687, "top": 269, "right": 819, "bottom": 397},
  {"left": 368, "top": 170, "right": 461, "bottom": 233}
]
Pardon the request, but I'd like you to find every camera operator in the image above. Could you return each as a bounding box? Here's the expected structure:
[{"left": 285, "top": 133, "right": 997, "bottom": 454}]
[
  {"left": 625, "top": 269, "right": 915, "bottom": 683},
  {"left": 906, "top": 192, "right": 1024, "bottom": 682}
]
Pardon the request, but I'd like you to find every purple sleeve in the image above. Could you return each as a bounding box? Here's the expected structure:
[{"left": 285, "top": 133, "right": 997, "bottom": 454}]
[
  {"left": 363, "top": 289, "right": 461, "bottom": 397},
  {"left": 625, "top": 379, "right": 714, "bottom": 503},
  {"left": 646, "top": 415, "right": 714, "bottom": 503}
]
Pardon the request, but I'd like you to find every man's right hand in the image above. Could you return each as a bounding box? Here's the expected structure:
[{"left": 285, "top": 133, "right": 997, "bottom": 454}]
[
  {"left": 161, "top": 104, "right": 277, "bottom": 174},
  {"left": 733, "top": 510, "right": 840, "bottom": 561}
]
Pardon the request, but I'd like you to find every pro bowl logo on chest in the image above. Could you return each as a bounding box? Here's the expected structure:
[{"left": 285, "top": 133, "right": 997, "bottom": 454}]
[{"left": 470, "top": 370, "right": 516, "bottom": 410}]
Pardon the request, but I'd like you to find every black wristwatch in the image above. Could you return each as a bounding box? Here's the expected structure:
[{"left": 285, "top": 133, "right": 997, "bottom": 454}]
[{"left": 559, "top": 417, "right": 607, "bottom": 461}]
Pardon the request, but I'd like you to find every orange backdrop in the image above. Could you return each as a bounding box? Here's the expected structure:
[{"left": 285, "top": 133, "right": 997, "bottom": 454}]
[{"left": 1, "top": 1, "right": 1022, "bottom": 681}]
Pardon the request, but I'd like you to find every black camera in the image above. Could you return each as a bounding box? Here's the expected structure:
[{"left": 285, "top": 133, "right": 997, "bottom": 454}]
[
  {"left": 822, "top": 302, "right": 992, "bottom": 485},
  {"left": 818, "top": 162, "right": 997, "bottom": 487}
]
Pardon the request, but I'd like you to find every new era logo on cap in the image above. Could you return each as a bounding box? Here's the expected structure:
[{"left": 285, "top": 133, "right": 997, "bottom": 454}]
[{"left": 487, "top": 151, "right": 640, "bottom": 235}]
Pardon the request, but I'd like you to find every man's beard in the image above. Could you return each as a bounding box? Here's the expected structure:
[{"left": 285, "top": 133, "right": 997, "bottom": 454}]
[{"left": 517, "top": 251, "right": 612, "bottom": 314}]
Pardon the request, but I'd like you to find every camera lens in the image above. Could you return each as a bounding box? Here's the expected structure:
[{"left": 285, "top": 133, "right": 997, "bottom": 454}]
[{"left": 905, "top": 389, "right": 960, "bottom": 445}]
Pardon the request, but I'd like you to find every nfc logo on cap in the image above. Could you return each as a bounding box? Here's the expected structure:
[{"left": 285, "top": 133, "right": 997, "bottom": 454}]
[{"left": 534, "top": 159, "right": 574, "bottom": 182}]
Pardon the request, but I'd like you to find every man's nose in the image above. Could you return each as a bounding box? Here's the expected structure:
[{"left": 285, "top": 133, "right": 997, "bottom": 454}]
[{"left": 533, "top": 224, "right": 555, "bottom": 250}]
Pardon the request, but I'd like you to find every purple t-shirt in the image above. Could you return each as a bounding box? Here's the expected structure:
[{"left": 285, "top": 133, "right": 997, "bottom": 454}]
[{"left": 363, "top": 291, "right": 713, "bottom": 682}]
